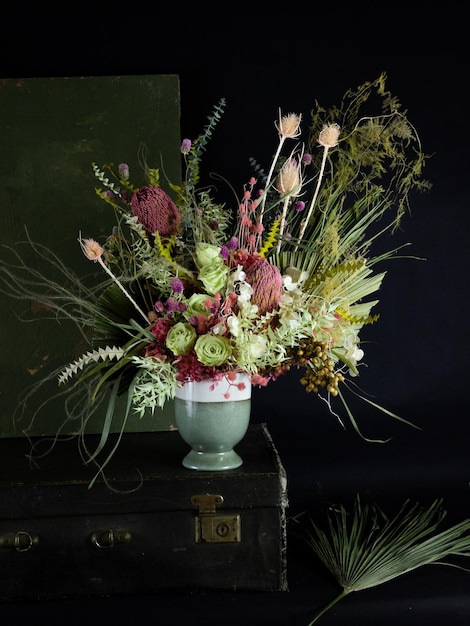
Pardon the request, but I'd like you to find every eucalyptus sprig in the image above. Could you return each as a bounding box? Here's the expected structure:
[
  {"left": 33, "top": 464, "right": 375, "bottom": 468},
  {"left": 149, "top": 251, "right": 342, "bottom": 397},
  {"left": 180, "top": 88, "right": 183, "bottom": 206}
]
[{"left": 295, "top": 495, "right": 470, "bottom": 624}]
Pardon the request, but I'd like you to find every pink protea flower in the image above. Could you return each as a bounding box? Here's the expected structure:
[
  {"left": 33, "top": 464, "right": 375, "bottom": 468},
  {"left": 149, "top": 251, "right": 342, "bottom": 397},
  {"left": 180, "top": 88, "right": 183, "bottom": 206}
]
[
  {"left": 130, "top": 186, "right": 181, "bottom": 238},
  {"left": 244, "top": 257, "right": 283, "bottom": 315}
]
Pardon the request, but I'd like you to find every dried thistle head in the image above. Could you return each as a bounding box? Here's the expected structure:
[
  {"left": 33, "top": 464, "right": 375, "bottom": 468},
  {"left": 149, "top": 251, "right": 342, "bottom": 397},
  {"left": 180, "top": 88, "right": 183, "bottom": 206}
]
[
  {"left": 276, "top": 111, "right": 302, "bottom": 140},
  {"left": 79, "top": 236, "right": 104, "bottom": 262},
  {"left": 275, "top": 157, "right": 302, "bottom": 197},
  {"left": 318, "top": 123, "right": 341, "bottom": 149}
]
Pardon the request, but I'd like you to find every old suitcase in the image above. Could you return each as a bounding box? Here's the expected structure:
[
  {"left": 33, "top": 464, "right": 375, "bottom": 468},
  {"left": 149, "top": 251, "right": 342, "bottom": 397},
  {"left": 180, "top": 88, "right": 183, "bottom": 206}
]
[{"left": 0, "top": 423, "right": 288, "bottom": 600}]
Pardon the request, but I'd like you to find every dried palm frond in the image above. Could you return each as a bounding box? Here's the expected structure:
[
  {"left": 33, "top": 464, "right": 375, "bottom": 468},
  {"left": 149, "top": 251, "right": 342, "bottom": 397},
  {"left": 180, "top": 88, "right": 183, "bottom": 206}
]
[{"left": 294, "top": 495, "right": 470, "bottom": 624}]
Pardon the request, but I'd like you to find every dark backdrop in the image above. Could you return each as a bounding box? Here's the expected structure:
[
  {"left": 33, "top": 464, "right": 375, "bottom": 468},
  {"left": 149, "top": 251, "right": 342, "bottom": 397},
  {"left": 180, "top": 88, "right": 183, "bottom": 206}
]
[{"left": 1, "top": 3, "right": 469, "bottom": 625}]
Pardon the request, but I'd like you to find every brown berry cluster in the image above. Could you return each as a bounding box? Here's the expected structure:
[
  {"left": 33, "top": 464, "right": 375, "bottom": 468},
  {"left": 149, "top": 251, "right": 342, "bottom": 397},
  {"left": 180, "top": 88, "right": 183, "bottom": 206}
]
[{"left": 286, "top": 339, "right": 345, "bottom": 396}]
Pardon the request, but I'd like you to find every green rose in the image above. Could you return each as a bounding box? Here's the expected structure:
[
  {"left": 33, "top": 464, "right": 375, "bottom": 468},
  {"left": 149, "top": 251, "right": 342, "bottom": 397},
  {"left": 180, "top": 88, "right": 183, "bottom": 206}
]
[
  {"left": 165, "top": 322, "right": 197, "bottom": 356},
  {"left": 185, "top": 293, "right": 215, "bottom": 318},
  {"left": 198, "top": 262, "right": 229, "bottom": 295},
  {"left": 195, "top": 242, "right": 221, "bottom": 268},
  {"left": 194, "top": 334, "right": 232, "bottom": 367}
]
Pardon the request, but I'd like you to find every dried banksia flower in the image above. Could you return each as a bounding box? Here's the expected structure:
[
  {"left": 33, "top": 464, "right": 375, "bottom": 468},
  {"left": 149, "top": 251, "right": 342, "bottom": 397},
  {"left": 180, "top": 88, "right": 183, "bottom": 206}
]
[
  {"left": 318, "top": 123, "right": 340, "bottom": 148},
  {"left": 130, "top": 186, "right": 181, "bottom": 238},
  {"left": 244, "top": 257, "right": 283, "bottom": 314}
]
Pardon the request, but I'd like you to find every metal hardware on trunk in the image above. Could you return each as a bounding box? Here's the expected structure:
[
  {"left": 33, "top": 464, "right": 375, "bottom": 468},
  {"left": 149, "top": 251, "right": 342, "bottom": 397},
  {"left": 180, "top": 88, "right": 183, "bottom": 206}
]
[
  {"left": 0, "top": 531, "right": 39, "bottom": 552},
  {"left": 191, "top": 494, "right": 241, "bottom": 543},
  {"left": 90, "top": 529, "right": 132, "bottom": 549}
]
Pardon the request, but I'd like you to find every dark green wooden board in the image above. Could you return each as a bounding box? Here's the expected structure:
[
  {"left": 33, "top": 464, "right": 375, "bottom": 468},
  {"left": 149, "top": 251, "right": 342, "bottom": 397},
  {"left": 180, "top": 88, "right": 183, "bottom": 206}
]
[{"left": 0, "top": 75, "right": 181, "bottom": 436}]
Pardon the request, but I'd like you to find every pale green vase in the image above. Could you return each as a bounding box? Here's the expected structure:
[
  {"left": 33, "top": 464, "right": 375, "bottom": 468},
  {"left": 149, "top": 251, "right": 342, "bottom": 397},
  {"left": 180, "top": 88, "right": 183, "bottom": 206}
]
[{"left": 174, "top": 373, "right": 251, "bottom": 471}]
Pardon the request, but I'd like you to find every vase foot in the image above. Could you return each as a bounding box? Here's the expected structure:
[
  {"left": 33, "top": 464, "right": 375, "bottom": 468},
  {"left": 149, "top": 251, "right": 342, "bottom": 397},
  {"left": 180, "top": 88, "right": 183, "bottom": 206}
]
[{"left": 182, "top": 449, "right": 243, "bottom": 471}]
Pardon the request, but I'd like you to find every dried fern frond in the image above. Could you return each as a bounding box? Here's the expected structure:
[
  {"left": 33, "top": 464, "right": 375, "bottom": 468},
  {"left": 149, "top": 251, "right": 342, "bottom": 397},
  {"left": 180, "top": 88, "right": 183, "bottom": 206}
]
[
  {"left": 58, "top": 346, "right": 126, "bottom": 385},
  {"left": 259, "top": 218, "right": 281, "bottom": 257}
]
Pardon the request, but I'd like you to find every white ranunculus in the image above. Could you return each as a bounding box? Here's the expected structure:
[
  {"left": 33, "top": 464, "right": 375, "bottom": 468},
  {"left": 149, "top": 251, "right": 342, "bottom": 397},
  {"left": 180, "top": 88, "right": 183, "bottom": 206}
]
[
  {"left": 282, "top": 266, "right": 309, "bottom": 292},
  {"left": 227, "top": 315, "right": 240, "bottom": 337},
  {"left": 247, "top": 334, "right": 268, "bottom": 360},
  {"left": 237, "top": 281, "right": 253, "bottom": 304}
]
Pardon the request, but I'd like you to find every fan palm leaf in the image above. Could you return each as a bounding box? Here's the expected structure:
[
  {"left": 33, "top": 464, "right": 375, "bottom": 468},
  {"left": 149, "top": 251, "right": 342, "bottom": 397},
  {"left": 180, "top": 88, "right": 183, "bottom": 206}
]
[{"left": 295, "top": 495, "right": 470, "bottom": 624}]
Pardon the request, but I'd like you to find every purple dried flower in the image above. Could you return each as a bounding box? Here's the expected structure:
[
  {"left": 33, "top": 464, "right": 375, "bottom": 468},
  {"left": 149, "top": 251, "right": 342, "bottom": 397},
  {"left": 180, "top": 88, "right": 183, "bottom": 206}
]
[
  {"left": 220, "top": 246, "right": 230, "bottom": 260},
  {"left": 180, "top": 139, "right": 191, "bottom": 154},
  {"left": 118, "top": 163, "right": 130, "bottom": 180},
  {"left": 209, "top": 298, "right": 220, "bottom": 314},
  {"left": 170, "top": 277, "right": 184, "bottom": 294},
  {"left": 166, "top": 297, "right": 180, "bottom": 312},
  {"left": 227, "top": 236, "right": 239, "bottom": 250},
  {"left": 302, "top": 153, "right": 312, "bottom": 166},
  {"left": 295, "top": 201, "right": 305, "bottom": 211}
]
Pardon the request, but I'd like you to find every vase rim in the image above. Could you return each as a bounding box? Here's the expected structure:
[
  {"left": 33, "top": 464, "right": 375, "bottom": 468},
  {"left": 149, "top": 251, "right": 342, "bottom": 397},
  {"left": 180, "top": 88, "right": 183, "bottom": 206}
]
[{"left": 175, "top": 373, "right": 252, "bottom": 402}]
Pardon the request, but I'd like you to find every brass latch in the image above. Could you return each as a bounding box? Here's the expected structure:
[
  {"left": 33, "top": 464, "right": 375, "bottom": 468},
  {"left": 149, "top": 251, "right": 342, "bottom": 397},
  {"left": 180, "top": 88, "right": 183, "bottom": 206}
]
[
  {"left": 191, "top": 494, "right": 240, "bottom": 543},
  {"left": 0, "top": 531, "right": 39, "bottom": 552},
  {"left": 90, "top": 528, "right": 132, "bottom": 549}
]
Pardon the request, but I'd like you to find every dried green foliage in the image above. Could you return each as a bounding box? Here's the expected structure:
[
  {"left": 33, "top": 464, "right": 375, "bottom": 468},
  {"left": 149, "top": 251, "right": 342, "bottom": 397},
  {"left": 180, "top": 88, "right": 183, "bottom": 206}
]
[
  {"left": 295, "top": 496, "right": 470, "bottom": 624},
  {"left": 307, "top": 72, "right": 431, "bottom": 230}
]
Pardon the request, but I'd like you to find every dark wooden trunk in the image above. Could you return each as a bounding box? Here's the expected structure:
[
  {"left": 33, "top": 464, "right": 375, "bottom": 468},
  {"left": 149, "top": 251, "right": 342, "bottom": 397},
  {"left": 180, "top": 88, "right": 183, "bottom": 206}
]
[{"left": 0, "top": 424, "right": 288, "bottom": 600}]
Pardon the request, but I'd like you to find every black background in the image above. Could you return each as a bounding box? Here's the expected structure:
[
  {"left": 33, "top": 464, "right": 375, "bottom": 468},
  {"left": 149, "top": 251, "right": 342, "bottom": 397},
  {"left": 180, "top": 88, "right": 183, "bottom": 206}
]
[{"left": 1, "top": 3, "right": 469, "bottom": 624}]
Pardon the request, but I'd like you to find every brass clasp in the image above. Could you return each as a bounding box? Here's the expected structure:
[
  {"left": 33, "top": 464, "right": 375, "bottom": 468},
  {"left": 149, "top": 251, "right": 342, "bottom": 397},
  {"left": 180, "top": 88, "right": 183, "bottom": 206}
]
[
  {"left": 91, "top": 528, "right": 132, "bottom": 549},
  {"left": 191, "top": 494, "right": 240, "bottom": 543},
  {"left": 0, "top": 531, "right": 39, "bottom": 552}
]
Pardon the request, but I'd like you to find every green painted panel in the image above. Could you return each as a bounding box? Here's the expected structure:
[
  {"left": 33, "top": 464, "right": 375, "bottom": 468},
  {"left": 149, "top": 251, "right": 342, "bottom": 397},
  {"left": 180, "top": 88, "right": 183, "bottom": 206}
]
[{"left": 0, "top": 75, "right": 181, "bottom": 437}]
